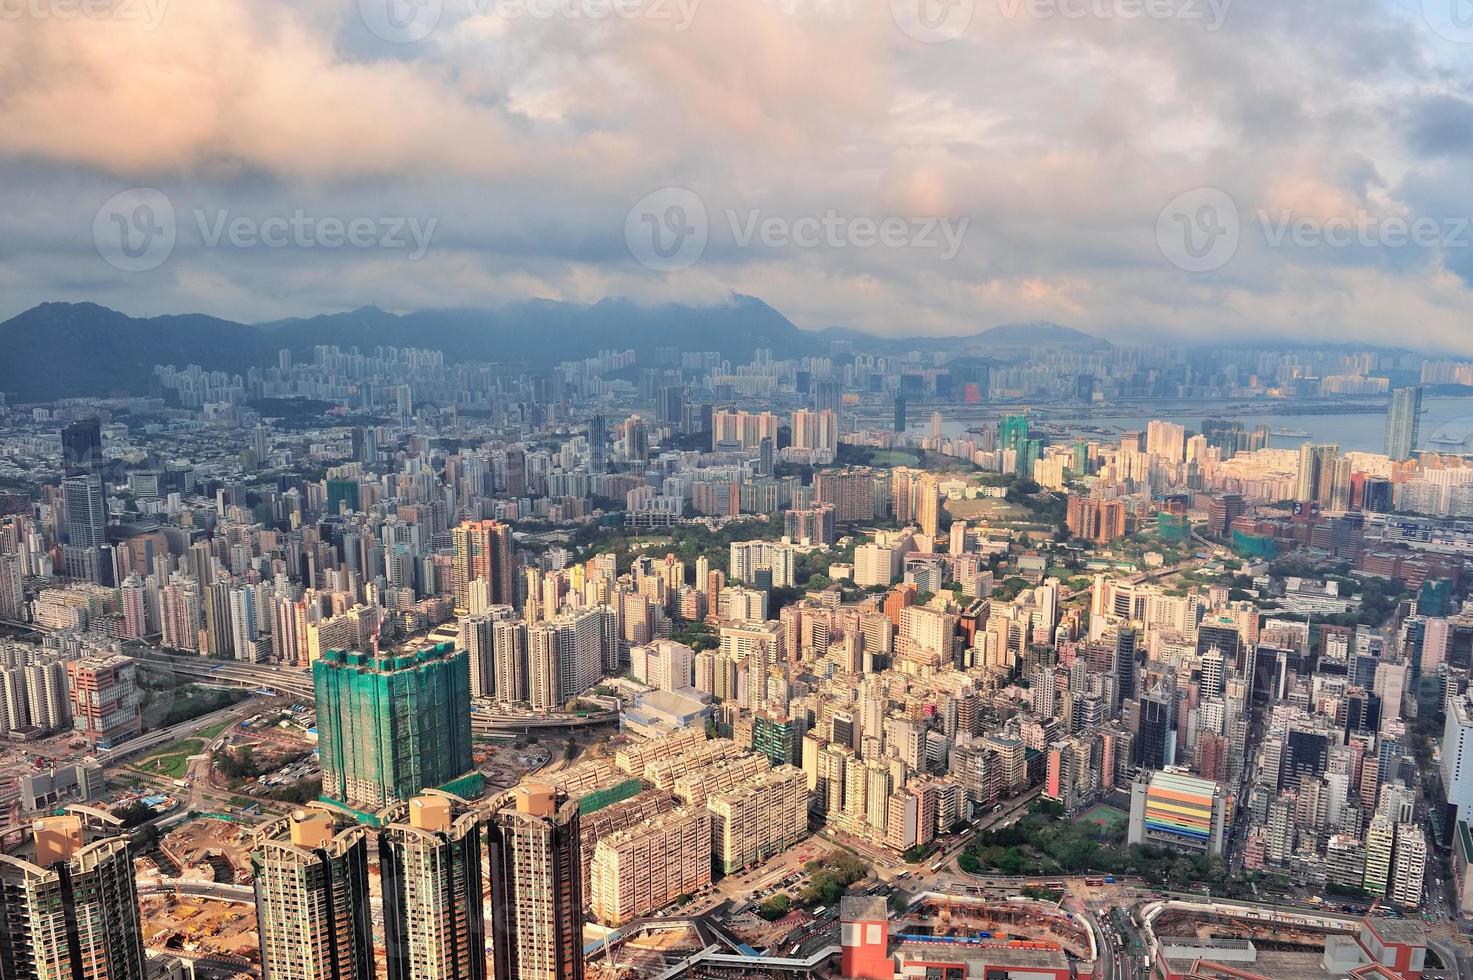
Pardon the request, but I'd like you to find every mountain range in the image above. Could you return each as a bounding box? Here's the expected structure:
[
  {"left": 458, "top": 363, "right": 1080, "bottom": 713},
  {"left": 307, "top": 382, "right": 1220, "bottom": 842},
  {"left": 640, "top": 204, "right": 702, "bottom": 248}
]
[{"left": 0, "top": 298, "right": 1104, "bottom": 401}]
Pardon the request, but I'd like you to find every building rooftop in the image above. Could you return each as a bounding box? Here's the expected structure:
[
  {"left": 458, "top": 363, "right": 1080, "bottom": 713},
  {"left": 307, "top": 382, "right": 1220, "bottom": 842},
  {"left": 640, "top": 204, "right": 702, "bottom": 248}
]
[
  {"left": 1361, "top": 916, "right": 1428, "bottom": 945},
  {"left": 839, "top": 895, "right": 887, "bottom": 921}
]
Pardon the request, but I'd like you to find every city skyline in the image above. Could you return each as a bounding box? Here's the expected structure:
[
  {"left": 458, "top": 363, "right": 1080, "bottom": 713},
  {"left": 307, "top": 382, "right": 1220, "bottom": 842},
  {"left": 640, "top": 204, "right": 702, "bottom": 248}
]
[{"left": 8, "top": 2, "right": 1473, "bottom": 976}]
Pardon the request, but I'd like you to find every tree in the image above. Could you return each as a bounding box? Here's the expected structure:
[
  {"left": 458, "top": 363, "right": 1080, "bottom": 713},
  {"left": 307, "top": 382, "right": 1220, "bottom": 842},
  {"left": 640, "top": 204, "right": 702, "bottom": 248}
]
[
  {"left": 758, "top": 894, "right": 792, "bottom": 920},
  {"left": 801, "top": 850, "right": 870, "bottom": 906},
  {"left": 113, "top": 801, "right": 154, "bottom": 828}
]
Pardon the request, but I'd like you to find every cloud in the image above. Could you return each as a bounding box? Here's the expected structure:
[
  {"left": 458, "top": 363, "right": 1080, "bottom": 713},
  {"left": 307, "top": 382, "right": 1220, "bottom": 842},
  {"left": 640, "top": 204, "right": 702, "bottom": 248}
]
[{"left": 0, "top": 0, "right": 1470, "bottom": 351}]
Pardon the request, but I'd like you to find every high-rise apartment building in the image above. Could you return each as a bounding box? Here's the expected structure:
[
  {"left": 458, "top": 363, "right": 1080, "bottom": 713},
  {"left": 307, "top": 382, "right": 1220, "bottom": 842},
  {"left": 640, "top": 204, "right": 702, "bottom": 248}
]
[
  {"left": 729, "top": 540, "right": 796, "bottom": 588},
  {"left": 486, "top": 784, "right": 585, "bottom": 980},
  {"left": 1385, "top": 386, "right": 1423, "bottom": 461},
  {"left": 1066, "top": 495, "right": 1129, "bottom": 543},
  {"left": 1363, "top": 817, "right": 1395, "bottom": 896},
  {"left": 380, "top": 795, "right": 486, "bottom": 980},
  {"left": 525, "top": 608, "right": 604, "bottom": 711},
  {"left": 791, "top": 408, "right": 838, "bottom": 457},
  {"left": 0, "top": 808, "right": 147, "bottom": 980},
  {"left": 252, "top": 808, "right": 373, "bottom": 980},
  {"left": 0, "top": 552, "right": 22, "bottom": 621},
  {"left": 452, "top": 519, "right": 516, "bottom": 612},
  {"left": 1296, "top": 443, "right": 1342, "bottom": 504},
  {"left": 1390, "top": 822, "right": 1426, "bottom": 908},
  {"left": 814, "top": 470, "right": 876, "bottom": 523},
  {"left": 314, "top": 643, "right": 478, "bottom": 815},
  {"left": 706, "top": 765, "right": 809, "bottom": 874},
  {"left": 590, "top": 807, "right": 711, "bottom": 926}
]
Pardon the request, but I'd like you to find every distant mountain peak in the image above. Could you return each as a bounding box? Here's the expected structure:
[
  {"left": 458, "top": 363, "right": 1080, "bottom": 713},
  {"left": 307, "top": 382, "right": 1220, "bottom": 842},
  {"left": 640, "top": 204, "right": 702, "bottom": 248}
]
[{"left": 975, "top": 321, "right": 1100, "bottom": 344}]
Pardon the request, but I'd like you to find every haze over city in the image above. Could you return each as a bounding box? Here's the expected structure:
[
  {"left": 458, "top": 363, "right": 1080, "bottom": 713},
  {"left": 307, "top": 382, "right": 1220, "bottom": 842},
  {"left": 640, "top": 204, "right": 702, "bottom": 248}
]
[
  {"left": 4, "top": 0, "right": 1473, "bottom": 349},
  {"left": 7, "top": 2, "right": 1473, "bottom": 980}
]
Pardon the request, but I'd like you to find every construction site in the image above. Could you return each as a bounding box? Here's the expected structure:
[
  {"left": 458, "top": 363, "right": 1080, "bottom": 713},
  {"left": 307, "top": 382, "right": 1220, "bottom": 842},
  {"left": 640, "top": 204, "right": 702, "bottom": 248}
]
[
  {"left": 1144, "top": 899, "right": 1430, "bottom": 980},
  {"left": 139, "top": 890, "right": 259, "bottom": 975},
  {"left": 897, "top": 893, "right": 1096, "bottom": 962}
]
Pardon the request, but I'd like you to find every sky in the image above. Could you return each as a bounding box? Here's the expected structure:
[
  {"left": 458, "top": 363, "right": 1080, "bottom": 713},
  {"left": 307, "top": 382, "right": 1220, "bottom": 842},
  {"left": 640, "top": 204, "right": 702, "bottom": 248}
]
[{"left": 1, "top": 0, "right": 1471, "bottom": 350}]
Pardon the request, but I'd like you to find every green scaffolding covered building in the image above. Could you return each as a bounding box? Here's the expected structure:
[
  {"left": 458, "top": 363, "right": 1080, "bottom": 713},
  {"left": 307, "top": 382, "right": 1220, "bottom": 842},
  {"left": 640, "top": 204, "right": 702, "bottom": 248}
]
[{"left": 314, "top": 643, "right": 480, "bottom": 821}]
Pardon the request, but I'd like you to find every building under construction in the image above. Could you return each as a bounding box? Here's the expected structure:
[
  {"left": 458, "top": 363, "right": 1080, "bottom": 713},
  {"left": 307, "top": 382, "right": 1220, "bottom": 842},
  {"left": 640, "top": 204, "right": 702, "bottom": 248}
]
[{"left": 314, "top": 642, "right": 480, "bottom": 819}]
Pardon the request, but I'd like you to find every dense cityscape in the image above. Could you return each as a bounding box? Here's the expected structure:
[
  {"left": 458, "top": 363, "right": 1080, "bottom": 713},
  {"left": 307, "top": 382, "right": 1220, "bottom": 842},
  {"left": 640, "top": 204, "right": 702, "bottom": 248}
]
[
  {"left": 0, "top": 328, "right": 1471, "bottom": 979},
  {"left": 8, "top": 0, "right": 1473, "bottom": 973}
]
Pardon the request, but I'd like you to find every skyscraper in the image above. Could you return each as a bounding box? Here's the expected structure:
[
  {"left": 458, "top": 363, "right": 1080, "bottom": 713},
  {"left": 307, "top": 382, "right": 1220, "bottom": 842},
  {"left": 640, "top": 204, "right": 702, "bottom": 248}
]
[
  {"left": 486, "top": 784, "right": 584, "bottom": 980},
  {"left": 1295, "top": 442, "right": 1341, "bottom": 503},
  {"left": 380, "top": 795, "right": 486, "bottom": 980},
  {"left": 0, "top": 808, "right": 147, "bottom": 980},
  {"left": 60, "top": 417, "right": 102, "bottom": 476},
  {"left": 625, "top": 418, "right": 649, "bottom": 465},
  {"left": 588, "top": 413, "right": 607, "bottom": 475},
  {"left": 452, "top": 519, "right": 516, "bottom": 611},
  {"left": 314, "top": 642, "right": 478, "bottom": 815},
  {"left": 252, "top": 808, "right": 373, "bottom": 980},
  {"left": 812, "top": 378, "right": 841, "bottom": 415},
  {"left": 61, "top": 473, "right": 106, "bottom": 549},
  {"left": 0, "top": 552, "right": 22, "bottom": 621},
  {"left": 1385, "top": 386, "right": 1423, "bottom": 461}
]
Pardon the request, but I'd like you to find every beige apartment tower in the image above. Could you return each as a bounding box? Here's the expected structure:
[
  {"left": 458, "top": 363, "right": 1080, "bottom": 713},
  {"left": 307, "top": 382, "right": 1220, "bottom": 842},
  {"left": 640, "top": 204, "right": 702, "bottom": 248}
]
[
  {"left": 590, "top": 807, "right": 711, "bottom": 926},
  {"left": 707, "top": 765, "right": 810, "bottom": 874},
  {"left": 486, "top": 784, "right": 585, "bottom": 980},
  {"left": 0, "top": 808, "right": 147, "bottom": 980},
  {"left": 380, "top": 795, "right": 486, "bottom": 980},
  {"left": 251, "top": 808, "right": 373, "bottom": 980}
]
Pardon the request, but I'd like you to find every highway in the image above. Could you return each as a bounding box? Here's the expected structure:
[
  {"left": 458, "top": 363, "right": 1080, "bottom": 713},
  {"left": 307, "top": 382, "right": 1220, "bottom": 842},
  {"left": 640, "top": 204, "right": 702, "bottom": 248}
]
[
  {"left": 123, "top": 649, "right": 621, "bottom": 735},
  {"left": 98, "top": 698, "right": 270, "bottom": 767},
  {"left": 4, "top": 622, "right": 625, "bottom": 735}
]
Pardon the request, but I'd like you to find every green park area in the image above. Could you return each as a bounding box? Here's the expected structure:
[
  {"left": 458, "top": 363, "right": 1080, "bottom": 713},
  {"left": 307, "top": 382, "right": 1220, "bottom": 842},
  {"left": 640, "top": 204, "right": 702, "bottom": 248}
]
[
  {"left": 1078, "top": 803, "right": 1130, "bottom": 834},
  {"left": 135, "top": 739, "right": 205, "bottom": 780},
  {"left": 869, "top": 449, "right": 922, "bottom": 467},
  {"left": 758, "top": 849, "right": 870, "bottom": 920},
  {"left": 959, "top": 800, "right": 1254, "bottom": 895}
]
